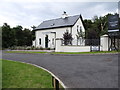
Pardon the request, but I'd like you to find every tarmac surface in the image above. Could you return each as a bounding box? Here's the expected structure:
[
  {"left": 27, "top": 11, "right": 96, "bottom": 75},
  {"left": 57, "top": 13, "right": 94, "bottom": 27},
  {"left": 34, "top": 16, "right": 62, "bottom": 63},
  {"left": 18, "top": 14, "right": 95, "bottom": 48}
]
[{"left": 2, "top": 52, "right": 119, "bottom": 88}]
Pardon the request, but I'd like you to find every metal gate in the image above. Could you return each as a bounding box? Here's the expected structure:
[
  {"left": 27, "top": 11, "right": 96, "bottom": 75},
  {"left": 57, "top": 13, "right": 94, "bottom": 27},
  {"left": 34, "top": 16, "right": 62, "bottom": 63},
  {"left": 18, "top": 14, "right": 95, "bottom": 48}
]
[{"left": 84, "top": 39, "right": 100, "bottom": 52}]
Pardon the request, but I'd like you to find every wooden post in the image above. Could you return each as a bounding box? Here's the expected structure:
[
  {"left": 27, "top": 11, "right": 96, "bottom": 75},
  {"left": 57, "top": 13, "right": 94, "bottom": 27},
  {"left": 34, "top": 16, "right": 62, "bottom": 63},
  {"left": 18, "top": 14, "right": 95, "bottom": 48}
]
[
  {"left": 52, "top": 76, "right": 59, "bottom": 90},
  {"left": 52, "top": 76, "right": 54, "bottom": 87},
  {"left": 55, "top": 78, "right": 59, "bottom": 90}
]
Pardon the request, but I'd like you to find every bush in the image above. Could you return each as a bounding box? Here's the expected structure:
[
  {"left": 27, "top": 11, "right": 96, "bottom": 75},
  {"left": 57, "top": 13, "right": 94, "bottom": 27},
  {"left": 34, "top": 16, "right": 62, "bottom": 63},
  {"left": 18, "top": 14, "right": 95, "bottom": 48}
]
[
  {"left": 63, "top": 30, "right": 73, "bottom": 45},
  {"left": 6, "top": 46, "right": 55, "bottom": 50}
]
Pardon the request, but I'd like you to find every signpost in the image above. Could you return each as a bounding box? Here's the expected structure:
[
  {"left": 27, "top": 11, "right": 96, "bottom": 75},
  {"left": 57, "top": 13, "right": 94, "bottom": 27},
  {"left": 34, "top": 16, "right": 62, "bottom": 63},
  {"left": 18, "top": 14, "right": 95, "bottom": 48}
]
[
  {"left": 108, "top": 14, "right": 119, "bottom": 32},
  {"left": 108, "top": 14, "right": 120, "bottom": 51}
]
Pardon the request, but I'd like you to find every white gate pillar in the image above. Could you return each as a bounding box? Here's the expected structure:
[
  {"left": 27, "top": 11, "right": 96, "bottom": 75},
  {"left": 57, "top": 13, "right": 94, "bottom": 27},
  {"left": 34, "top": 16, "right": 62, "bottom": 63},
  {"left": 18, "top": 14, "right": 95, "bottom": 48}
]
[
  {"left": 55, "top": 38, "right": 63, "bottom": 52},
  {"left": 100, "top": 34, "right": 109, "bottom": 51}
]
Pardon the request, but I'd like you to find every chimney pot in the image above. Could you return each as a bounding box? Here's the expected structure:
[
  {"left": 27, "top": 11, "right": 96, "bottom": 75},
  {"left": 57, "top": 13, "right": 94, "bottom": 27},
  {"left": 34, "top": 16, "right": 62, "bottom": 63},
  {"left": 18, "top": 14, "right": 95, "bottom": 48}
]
[{"left": 62, "top": 11, "right": 68, "bottom": 18}]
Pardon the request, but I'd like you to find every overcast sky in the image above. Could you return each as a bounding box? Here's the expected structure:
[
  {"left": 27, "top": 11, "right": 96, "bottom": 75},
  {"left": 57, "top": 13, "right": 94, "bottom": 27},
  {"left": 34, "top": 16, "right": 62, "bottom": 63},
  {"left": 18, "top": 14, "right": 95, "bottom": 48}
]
[{"left": 0, "top": 0, "right": 119, "bottom": 29}]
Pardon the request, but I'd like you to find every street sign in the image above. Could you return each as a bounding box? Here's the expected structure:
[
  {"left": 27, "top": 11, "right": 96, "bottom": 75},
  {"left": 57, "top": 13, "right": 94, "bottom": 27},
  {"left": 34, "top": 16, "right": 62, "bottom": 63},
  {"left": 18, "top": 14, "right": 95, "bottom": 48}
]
[{"left": 108, "top": 14, "right": 119, "bottom": 33}]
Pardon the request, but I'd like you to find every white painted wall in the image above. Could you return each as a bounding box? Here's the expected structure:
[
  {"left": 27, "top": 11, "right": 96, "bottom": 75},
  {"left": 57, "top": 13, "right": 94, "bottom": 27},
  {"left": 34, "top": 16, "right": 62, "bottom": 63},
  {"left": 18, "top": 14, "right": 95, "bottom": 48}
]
[
  {"left": 72, "top": 18, "right": 85, "bottom": 36},
  {"left": 55, "top": 39, "right": 90, "bottom": 52},
  {"left": 55, "top": 34, "right": 110, "bottom": 52},
  {"left": 35, "top": 27, "right": 71, "bottom": 48},
  {"left": 72, "top": 18, "right": 85, "bottom": 45},
  {"left": 34, "top": 16, "right": 85, "bottom": 51}
]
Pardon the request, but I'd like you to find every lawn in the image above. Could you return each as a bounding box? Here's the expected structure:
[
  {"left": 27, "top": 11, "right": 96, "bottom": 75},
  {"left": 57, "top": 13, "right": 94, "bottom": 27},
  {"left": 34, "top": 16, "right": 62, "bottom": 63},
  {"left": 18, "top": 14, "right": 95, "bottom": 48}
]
[
  {"left": 4, "top": 51, "right": 47, "bottom": 54},
  {"left": 0, "top": 59, "right": 2, "bottom": 89},
  {"left": 2, "top": 59, "right": 53, "bottom": 88},
  {"left": 51, "top": 51, "right": 119, "bottom": 54},
  {"left": 4, "top": 50, "right": 119, "bottom": 54}
]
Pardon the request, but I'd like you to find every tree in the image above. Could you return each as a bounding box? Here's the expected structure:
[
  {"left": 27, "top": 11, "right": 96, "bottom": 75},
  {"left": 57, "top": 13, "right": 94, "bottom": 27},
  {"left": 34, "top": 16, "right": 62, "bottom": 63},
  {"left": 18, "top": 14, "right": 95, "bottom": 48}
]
[
  {"left": 2, "top": 23, "right": 35, "bottom": 48},
  {"left": 83, "top": 19, "right": 93, "bottom": 30},
  {"left": 31, "top": 30, "right": 36, "bottom": 41},
  {"left": 2, "top": 23, "right": 16, "bottom": 48},
  {"left": 84, "top": 14, "right": 114, "bottom": 40},
  {"left": 0, "top": 26, "right": 2, "bottom": 49},
  {"left": 31, "top": 25, "right": 36, "bottom": 41},
  {"left": 12, "top": 25, "right": 24, "bottom": 46},
  {"left": 92, "top": 14, "right": 113, "bottom": 36},
  {"left": 83, "top": 19, "right": 93, "bottom": 39},
  {"left": 76, "top": 26, "right": 85, "bottom": 45},
  {"left": 63, "top": 30, "right": 73, "bottom": 45},
  {"left": 86, "top": 29, "right": 99, "bottom": 39},
  {"left": 76, "top": 26, "right": 85, "bottom": 39},
  {"left": 31, "top": 25, "right": 36, "bottom": 30},
  {"left": 23, "top": 28, "right": 32, "bottom": 46}
]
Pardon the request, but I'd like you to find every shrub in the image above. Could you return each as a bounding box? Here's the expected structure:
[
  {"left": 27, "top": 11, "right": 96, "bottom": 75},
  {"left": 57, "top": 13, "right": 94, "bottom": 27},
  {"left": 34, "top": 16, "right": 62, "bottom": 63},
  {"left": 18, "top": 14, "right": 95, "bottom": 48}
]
[{"left": 63, "top": 30, "right": 73, "bottom": 45}]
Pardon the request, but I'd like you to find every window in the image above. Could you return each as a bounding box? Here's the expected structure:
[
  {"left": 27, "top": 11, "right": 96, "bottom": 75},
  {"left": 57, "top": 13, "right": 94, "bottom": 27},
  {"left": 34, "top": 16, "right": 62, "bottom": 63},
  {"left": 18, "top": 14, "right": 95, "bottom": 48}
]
[
  {"left": 52, "top": 38, "right": 54, "bottom": 45},
  {"left": 77, "top": 25, "right": 79, "bottom": 30},
  {"left": 39, "top": 38, "right": 41, "bottom": 45},
  {"left": 80, "top": 26, "right": 82, "bottom": 31},
  {"left": 77, "top": 25, "right": 79, "bottom": 33}
]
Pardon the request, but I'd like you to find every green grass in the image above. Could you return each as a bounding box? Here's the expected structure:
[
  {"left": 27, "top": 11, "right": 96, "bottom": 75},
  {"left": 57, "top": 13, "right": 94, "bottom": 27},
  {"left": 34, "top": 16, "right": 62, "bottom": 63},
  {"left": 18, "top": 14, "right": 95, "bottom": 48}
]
[
  {"left": 51, "top": 51, "right": 119, "bottom": 54},
  {"left": 4, "top": 51, "right": 47, "bottom": 54},
  {"left": 2, "top": 59, "right": 53, "bottom": 88},
  {"left": 4, "top": 50, "right": 119, "bottom": 55},
  {"left": 0, "top": 59, "right": 2, "bottom": 89}
]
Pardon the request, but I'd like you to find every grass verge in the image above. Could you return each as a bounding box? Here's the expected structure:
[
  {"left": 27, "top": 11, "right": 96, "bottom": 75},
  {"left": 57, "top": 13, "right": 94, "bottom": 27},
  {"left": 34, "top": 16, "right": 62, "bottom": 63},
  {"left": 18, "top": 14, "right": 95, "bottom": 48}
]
[
  {"left": 2, "top": 59, "right": 53, "bottom": 88},
  {"left": 4, "top": 50, "right": 119, "bottom": 55},
  {"left": 0, "top": 59, "right": 2, "bottom": 89},
  {"left": 4, "top": 51, "right": 47, "bottom": 54},
  {"left": 51, "top": 51, "right": 119, "bottom": 54}
]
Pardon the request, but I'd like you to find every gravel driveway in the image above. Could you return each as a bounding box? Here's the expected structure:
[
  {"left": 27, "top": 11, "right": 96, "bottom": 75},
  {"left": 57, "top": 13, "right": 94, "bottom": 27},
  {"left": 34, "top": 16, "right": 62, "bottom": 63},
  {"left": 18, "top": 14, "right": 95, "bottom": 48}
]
[{"left": 2, "top": 52, "right": 119, "bottom": 88}]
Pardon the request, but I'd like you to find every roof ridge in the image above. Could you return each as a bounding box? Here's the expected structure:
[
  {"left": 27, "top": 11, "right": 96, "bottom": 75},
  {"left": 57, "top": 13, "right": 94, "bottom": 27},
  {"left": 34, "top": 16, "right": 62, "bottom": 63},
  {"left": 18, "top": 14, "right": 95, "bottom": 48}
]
[
  {"left": 35, "top": 14, "right": 81, "bottom": 30},
  {"left": 43, "top": 14, "right": 80, "bottom": 22}
]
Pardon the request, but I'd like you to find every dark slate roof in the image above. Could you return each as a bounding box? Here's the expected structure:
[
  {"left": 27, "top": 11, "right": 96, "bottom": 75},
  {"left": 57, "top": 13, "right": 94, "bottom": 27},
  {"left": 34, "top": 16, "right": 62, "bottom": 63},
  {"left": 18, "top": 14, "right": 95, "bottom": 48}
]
[{"left": 35, "top": 15, "right": 80, "bottom": 30}]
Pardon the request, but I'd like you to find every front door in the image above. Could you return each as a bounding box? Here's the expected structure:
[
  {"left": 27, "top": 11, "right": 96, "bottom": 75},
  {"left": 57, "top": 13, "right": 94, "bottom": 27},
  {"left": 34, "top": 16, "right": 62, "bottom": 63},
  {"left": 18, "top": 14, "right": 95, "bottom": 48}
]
[{"left": 45, "top": 35, "right": 48, "bottom": 48}]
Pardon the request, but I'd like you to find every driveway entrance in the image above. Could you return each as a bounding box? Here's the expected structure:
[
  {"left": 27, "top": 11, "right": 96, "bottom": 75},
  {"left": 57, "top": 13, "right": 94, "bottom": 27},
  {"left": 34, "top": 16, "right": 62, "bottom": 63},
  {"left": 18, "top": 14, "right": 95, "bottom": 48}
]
[{"left": 2, "top": 52, "right": 118, "bottom": 88}]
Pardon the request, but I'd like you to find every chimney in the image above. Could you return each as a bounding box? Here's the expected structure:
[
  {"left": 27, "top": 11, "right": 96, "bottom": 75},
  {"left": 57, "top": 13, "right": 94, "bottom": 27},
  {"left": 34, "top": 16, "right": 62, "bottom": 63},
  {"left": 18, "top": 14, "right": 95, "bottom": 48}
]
[{"left": 62, "top": 11, "right": 68, "bottom": 18}]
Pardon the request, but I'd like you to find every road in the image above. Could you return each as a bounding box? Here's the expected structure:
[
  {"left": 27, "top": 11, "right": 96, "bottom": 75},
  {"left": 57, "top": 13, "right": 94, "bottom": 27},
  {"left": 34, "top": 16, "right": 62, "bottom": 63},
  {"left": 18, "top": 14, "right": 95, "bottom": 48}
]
[{"left": 2, "top": 52, "right": 119, "bottom": 88}]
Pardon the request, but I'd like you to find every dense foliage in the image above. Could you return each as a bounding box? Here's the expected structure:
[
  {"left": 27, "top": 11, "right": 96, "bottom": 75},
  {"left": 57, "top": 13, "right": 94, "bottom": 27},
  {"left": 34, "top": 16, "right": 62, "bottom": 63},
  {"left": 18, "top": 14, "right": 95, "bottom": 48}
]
[
  {"left": 84, "top": 13, "right": 116, "bottom": 39},
  {"left": 63, "top": 30, "right": 73, "bottom": 45},
  {"left": 2, "top": 23, "right": 35, "bottom": 48}
]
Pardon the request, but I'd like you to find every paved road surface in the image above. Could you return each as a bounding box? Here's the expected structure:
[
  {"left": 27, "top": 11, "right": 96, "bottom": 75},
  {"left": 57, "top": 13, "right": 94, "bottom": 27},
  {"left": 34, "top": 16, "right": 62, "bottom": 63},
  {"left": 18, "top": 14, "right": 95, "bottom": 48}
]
[{"left": 2, "top": 52, "right": 119, "bottom": 88}]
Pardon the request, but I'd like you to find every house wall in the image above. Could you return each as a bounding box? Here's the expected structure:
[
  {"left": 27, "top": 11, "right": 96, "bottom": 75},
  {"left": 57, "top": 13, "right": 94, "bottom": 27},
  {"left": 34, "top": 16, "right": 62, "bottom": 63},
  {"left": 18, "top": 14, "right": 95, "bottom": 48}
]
[
  {"left": 34, "top": 17, "right": 85, "bottom": 50},
  {"left": 71, "top": 18, "right": 85, "bottom": 45},
  {"left": 35, "top": 27, "right": 71, "bottom": 48}
]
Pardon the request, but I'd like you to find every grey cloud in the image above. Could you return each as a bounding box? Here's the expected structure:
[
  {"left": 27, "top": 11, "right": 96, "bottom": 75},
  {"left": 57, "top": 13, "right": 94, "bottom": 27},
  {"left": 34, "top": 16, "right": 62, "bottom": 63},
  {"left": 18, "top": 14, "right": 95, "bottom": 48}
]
[{"left": 0, "top": 1, "right": 118, "bottom": 29}]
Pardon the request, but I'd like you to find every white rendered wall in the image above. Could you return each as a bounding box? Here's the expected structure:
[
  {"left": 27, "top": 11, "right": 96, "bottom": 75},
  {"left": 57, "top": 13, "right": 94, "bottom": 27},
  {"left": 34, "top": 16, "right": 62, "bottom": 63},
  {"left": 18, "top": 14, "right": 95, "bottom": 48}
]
[
  {"left": 72, "top": 18, "right": 85, "bottom": 39},
  {"left": 55, "top": 39, "right": 90, "bottom": 52},
  {"left": 35, "top": 17, "right": 86, "bottom": 49},
  {"left": 35, "top": 27, "right": 71, "bottom": 48},
  {"left": 72, "top": 18, "right": 85, "bottom": 45}
]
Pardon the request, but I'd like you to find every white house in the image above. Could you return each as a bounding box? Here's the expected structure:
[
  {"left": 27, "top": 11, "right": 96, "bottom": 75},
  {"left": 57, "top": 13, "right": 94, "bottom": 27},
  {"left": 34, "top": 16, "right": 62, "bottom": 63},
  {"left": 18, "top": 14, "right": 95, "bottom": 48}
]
[{"left": 33, "top": 12, "right": 85, "bottom": 50}]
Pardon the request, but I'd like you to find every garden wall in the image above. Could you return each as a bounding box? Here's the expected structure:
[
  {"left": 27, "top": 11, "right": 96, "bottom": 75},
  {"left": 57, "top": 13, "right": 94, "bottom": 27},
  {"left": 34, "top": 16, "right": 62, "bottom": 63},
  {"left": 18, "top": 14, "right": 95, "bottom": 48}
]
[
  {"left": 55, "top": 34, "right": 109, "bottom": 52},
  {"left": 55, "top": 38, "right": 90, "bottom": 52}
]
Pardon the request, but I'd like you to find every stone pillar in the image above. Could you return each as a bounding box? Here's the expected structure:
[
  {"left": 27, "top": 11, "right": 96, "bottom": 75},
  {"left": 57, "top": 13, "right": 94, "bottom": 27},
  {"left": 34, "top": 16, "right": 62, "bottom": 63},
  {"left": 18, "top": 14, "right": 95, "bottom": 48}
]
[
  {"left": 100, "top": 34, "right": 109, "bottom": 51},
  {"left": 55, "top": 38, "right": 63, "bottom": 52}
]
